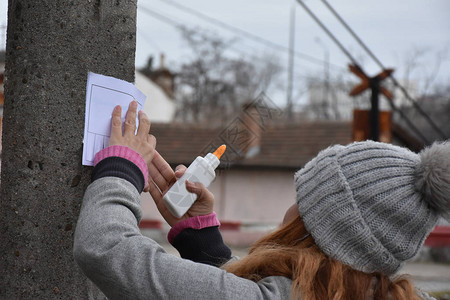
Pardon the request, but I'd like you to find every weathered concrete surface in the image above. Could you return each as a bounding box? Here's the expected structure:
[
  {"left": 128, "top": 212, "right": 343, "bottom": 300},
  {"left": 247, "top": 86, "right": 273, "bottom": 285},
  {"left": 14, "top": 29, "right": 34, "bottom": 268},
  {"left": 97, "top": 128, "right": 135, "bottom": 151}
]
[{"left": 0, "top": 0, "right": 137, "bottom": 298}]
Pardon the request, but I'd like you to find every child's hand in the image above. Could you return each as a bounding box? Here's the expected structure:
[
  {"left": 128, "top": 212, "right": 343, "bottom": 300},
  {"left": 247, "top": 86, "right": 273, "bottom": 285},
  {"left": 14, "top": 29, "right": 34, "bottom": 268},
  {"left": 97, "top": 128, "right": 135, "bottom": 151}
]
[
  {"left": 147, "top": 152, "right": 215, "bottom": 227},
  {"left": 174, "top": 165, "right": 215, "bottom": 219},
  {"left": 108, "top": 101, "right": 156, "bottom": 167}
]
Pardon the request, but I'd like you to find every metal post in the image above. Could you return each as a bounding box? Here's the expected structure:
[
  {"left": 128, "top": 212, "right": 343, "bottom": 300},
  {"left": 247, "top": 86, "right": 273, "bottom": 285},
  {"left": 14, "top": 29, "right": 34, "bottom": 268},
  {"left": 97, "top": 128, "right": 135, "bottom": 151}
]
[{"left": 369, "top": 77, "right": 380, "bottom": 141}]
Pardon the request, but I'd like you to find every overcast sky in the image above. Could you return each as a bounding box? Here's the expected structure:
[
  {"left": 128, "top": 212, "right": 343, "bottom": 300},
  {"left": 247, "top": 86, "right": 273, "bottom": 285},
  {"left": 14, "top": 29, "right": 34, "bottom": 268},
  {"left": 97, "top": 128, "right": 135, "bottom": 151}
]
[
  {"left": 1, "top": 0, "right": 449, "bottom": 96},
  {"left": 135, "top": 0, "right": 450, "bottom": 82}
]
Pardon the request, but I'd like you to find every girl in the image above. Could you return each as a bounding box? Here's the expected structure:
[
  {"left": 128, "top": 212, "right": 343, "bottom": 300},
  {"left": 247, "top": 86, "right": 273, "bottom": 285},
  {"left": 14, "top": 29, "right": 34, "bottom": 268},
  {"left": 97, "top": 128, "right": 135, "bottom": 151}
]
[{"left": 74, "top": 101, "right": 448, "bottom": 299}]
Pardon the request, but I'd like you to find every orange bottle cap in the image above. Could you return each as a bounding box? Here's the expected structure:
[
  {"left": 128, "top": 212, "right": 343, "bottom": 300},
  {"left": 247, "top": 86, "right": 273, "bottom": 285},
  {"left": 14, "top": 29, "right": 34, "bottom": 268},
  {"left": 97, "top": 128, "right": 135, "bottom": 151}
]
[{"left": 212, "top": 144, "right": 226, "bottom": 159}]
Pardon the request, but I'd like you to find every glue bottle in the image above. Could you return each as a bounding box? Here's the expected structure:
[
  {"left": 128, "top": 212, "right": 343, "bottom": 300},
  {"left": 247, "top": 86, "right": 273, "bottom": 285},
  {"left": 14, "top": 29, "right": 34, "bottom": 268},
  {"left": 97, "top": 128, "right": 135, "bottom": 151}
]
[{"left": 163, "top": 145, "right": 226, "bottom": 218}]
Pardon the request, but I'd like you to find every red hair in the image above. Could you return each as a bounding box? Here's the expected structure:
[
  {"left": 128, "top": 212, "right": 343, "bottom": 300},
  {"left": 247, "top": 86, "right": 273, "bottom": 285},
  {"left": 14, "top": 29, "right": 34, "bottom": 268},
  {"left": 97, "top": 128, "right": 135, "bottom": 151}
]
[{"left": 224, "top": 215, "right": 421, "bottom": 299}]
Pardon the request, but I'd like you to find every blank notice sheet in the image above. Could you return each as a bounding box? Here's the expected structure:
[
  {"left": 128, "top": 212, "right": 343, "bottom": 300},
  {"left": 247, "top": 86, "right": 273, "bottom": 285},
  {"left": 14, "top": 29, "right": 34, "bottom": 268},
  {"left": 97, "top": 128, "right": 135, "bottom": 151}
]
[{"left": 82, "top": 72, "right": 146, "bottom": 166}]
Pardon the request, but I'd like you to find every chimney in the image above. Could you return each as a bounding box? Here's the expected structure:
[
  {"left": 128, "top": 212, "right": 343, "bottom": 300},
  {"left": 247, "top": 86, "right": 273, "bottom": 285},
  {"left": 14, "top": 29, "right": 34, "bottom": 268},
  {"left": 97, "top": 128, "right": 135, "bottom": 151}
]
[
  {"left": 142, "top": 56, "right": 153, "bottom": 76},
  {"left": 148, "top": 53, "right": 175, "bottom": 99},
  {"left": 240, "top": 102, "right": 262, "bottom": 158},
  {"left": 159, "top": 53, "right": 165, "bottom": 69}
]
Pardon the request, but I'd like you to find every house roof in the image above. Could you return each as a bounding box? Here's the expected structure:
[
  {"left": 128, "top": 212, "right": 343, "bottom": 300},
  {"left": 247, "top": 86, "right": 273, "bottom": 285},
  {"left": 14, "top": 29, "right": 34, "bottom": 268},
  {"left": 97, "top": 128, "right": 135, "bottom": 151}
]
[{"left": 150, "top": 121, "right": 353, "bottom": 169}]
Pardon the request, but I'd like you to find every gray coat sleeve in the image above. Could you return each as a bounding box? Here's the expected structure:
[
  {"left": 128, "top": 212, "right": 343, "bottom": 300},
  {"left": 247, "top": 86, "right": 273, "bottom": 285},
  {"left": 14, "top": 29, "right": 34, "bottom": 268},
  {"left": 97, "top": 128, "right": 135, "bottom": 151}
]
[{"left": 73, "top": 177, "right": 292, "bottom": 300}]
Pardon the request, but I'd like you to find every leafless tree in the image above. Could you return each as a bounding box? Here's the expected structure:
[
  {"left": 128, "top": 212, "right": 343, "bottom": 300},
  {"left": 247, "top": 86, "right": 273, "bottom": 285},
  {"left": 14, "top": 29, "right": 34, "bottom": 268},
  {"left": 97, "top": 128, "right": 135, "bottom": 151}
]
[
  {"left": 174, "top": 28, "right": 282, "bottom": 126},
  {"left": 399, "top": 47, "right": 448, "bottom": 97}
]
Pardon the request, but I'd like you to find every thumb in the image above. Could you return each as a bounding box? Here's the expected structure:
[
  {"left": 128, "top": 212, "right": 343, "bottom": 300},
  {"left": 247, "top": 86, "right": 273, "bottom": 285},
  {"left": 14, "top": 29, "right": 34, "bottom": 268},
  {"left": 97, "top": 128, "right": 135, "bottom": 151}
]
[
  {"left": 185, "top": 180, "right": 204, "bottom": 198},
  {"left": 184, "top": 180, "right": 214, "bottom": 216},
  {"left": 185, "top": 180, "right": 214, "bottom": 204}
]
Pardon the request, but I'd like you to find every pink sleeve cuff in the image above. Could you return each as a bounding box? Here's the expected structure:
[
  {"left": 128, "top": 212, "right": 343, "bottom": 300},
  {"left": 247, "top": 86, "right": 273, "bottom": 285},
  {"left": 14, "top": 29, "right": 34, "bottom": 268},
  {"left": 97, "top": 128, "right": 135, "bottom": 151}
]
[
  {"left": 168, "top": 212, "right": 221, "bottom": 244},
  {"left": 94, "top": 145, "right": 149, "bottom": 185}
]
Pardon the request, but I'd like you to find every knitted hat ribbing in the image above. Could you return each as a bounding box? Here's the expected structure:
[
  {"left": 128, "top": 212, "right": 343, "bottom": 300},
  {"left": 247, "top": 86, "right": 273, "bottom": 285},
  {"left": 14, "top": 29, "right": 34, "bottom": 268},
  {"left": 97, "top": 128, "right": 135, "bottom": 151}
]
[{"left": 294, "top": 140, "right": 450, "bottom": 275}]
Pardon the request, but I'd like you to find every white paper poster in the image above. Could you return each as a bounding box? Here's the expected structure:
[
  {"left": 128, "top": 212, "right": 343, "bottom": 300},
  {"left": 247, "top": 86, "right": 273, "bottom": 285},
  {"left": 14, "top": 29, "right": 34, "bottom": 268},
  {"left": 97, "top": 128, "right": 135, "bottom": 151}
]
[{"left": 82, "top": 72, "right": 146, "bottom": 166}]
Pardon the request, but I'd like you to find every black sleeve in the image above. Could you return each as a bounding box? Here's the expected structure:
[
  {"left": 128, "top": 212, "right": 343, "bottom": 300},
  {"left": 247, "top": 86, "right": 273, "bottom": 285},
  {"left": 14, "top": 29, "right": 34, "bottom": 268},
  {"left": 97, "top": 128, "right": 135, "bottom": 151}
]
[
  {"left": 92, "top": 157, "right": 145, "bottom": 193},
  {"left": 172, "top": 226, "right": 232, "bottom": 267}
]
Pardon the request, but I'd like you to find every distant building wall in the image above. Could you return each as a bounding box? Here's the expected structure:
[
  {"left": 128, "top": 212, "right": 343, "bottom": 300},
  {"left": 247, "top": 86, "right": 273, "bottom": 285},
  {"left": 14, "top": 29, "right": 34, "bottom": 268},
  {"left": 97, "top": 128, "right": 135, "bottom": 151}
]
[
  {"left": 141, "top": 168, "right": 296, "bottom": 225},
  {"left": 135, "top": 71, "right": 175, "bottom": 123},
  {"left": 218, "top": 168, "right": 296, "bottom": 224}
]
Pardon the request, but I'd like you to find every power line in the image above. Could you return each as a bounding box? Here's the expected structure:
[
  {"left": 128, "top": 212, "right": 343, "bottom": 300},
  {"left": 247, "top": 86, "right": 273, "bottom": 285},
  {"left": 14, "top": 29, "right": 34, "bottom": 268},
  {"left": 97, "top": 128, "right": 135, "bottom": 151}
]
[
  {"left": 139, "top": 6, "right": 184, "bottom": 30},
  {"left": 319, "top": 0, "right": 447, "bottom": 140},
  {"left": 153, "top": 0, "right": 347, "bottom": 72},
  {"left": 139, "top": 5, "right": 347, "bottom": 112},
  {"left": 296, "top": 0, "right": 436, "bottom": 144},
  {"left": 137, "top": 29, "right": 162, "bottom": 52},
  {"left": 138, "top": 5, "right": 364, "bottom": 120},
  {"left": 295, "top": 0, "right": 360, "bottom": 69},
  {"left": 138, "top": 5, "right": 341, "bottom": 80}
]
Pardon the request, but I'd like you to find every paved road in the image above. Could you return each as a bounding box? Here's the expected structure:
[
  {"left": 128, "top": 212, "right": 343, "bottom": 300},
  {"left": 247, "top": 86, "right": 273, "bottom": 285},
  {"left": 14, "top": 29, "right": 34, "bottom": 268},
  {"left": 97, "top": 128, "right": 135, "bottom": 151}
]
[{"left": 400, "top": 262, "right": 450, "bottom": 293}]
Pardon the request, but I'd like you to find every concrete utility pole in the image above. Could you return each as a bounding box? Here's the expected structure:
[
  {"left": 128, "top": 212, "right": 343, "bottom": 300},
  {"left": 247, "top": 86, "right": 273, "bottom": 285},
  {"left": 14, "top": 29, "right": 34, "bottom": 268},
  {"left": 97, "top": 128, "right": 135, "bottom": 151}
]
[
  {"left": 0, "top": 1, "right": 137, "bottom": 298},
  {"left": 286, "top": 5, "right": 295, "bottom": 122}
]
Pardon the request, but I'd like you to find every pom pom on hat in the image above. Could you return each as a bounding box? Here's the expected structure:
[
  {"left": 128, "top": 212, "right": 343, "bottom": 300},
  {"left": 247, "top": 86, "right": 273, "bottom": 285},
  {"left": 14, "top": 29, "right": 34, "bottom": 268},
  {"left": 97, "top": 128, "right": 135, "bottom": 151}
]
[{"left": 416, "top": 141, "right": 450, "bottom": 219}]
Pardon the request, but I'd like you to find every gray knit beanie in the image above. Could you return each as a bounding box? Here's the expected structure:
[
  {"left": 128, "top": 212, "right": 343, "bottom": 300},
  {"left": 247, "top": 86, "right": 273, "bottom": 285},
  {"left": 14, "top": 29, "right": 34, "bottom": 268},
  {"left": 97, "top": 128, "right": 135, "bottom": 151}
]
[{"left": 294, "top": 140, "right": 450, "bottom": 275}]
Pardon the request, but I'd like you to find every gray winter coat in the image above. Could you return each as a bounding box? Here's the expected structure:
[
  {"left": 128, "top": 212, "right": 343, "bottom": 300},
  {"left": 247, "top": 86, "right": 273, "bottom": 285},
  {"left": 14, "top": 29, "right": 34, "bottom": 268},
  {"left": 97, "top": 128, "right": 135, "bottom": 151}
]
[{"left": 73, "top": 177, "right": 293, "bottom": 299}]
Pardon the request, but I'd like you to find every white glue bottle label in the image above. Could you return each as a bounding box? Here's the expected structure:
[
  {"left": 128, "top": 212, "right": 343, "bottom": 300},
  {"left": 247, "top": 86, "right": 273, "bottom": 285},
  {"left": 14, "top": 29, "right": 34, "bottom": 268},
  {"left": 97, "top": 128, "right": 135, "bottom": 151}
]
[{"left": 163, "top": 145, "right": 226, "bottom": 218}]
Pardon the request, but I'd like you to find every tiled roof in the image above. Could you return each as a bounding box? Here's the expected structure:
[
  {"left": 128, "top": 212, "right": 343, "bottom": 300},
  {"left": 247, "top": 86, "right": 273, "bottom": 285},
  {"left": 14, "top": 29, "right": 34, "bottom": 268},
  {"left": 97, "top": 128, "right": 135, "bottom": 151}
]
[{"left": 150, "top": 121, "right": 353, "bottom": 169}]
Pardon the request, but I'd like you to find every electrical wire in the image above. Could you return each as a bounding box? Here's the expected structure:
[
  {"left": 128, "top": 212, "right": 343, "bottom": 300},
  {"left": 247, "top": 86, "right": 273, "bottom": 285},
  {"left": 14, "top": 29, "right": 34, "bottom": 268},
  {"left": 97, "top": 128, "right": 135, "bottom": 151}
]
[
  {"left": 319, "top": 0, "right": 446, "bottom": 140},
  {"left": 154, "top": 0, "right": 347, "bottom": 72},
  {"left": 138, "top": 4, "right": 376, "bottom": 126},
  {"left": 138, "top": 5, "right": 345, "bottom": 81},
  {"left": 139, "top": 5, "right": 185, "bottom": 30},
  {"left": 296, "top": 0, "right": 433, "bottom": 144},
  {"left": 295, "top": 0, "right": 361, "bottom": 70},
  {"left": 137, "top": 29, "right": 162, "bottom": 52}
]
